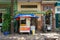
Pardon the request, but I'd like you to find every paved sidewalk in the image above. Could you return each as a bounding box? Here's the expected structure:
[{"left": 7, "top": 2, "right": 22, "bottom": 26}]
[
  {"left": 0, "top": 33, "right": 45, "bottom": 40},
  {"left": 0, "top": 32, "right": 60, "bottom": 40},
  {"left": 40, "top": 33, "right": 60, "bottom": 40}
]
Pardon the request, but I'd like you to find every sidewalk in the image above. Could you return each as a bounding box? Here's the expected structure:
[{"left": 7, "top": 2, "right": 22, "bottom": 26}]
[
  {"left": 40, "top": 32, "right": 60, "bottom": 40},
  {"left": 0, "top": 32, "right": 60, "bottom": 40},
  {"left": 0, "top": 33, "right": 45, "bottom": 40}
]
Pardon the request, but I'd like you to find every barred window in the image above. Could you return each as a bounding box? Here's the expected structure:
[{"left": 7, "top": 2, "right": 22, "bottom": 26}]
[
  {"left": 57, "top": 8, "right": 60, "bottom": 11},
  {"left": 43, "top": 6, "right": 52, "bottom": 11}
]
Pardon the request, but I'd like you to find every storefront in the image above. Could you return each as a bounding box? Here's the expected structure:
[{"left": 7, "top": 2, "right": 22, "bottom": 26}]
[
  {"left": 55, "top": 2, "right": 60, "bottom": 28},
  {"left": 14, "top": 13, "right": 39, "bottom": 33},
  {"left": 42, "top": 1, "right": 56, "bottom": 31}
]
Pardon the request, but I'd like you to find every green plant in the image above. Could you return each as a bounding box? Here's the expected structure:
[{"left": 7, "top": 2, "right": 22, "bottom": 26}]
[{"left": 2, "top": 13, "right": 11, "bottom": 32}]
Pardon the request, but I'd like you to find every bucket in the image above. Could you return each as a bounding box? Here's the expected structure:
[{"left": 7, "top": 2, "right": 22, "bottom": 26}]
[{"left": 3, "top": 32, "right": 9, "bottom": 36}]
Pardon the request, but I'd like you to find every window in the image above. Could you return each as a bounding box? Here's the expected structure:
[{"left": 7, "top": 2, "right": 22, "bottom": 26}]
[
  {"left": 21, "top": 5, "right": 37, "bottom": 8},
  {"left": 57, "top": 8, "right": 60, "bottom": 11},
  {"left": 43, "top": 6, "right": 52, "bottom": 11}
]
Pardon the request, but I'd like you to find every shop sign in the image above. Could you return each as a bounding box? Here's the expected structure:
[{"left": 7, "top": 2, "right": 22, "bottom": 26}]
[{"left": 20, "top": 27, "right": 30, "bottom": 32}]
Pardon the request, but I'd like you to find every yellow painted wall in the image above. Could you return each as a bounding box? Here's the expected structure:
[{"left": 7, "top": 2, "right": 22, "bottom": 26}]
[
  {"left": 17, "top": 2, "right": 41, "bottom": 11},
  {"left": 17, "top": 2, "right": 43, "bottom": 30}
]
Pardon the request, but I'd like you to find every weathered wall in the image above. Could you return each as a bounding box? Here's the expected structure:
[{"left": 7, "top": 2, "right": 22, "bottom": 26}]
[{"left": 17, "top": 2, "right": 42, "bottom": 11}]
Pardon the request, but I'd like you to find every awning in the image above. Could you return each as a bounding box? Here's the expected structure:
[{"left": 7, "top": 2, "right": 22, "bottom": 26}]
[
  {"left": 14, "top": 14, "right": 39, "bottom": 19},
  {"left": 15, "top": 11, "right": 46, "bottom": 14}
]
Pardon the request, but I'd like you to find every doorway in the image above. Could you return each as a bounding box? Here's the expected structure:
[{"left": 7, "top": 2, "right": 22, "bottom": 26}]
[
  {"left": 31, "top": 17, "right": 37, "bottom": 30},
  {"left": 43, "top": 12, "right": 52, "bottom": 32}
]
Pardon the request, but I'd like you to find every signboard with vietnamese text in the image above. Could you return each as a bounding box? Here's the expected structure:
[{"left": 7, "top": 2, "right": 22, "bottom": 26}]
[{"left": 19, "top": 18, "right": 30, "bottom": 33}]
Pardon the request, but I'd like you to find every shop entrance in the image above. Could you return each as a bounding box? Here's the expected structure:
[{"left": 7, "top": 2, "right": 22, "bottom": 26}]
[
  {"left": 43, "top": 11, "right": 52, "bottom": 32},
  {"left": 31, "top": 17, "right": 37, "bottom": 30},
  {"left": 14, "top": 14, "right": 38, "bottom": 33},
  {"left": 14, "top": 17, "right": 37, "bottom": 33}
]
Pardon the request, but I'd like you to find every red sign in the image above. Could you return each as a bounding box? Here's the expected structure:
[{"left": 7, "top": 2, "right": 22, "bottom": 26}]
[{"left": 20, "top": 27, "right": 30, "bottom": 31}]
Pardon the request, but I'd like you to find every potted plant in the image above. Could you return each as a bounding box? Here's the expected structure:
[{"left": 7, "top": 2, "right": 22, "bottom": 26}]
[{"left": 2, "top": 13, "right": 11, "bottom": 35}]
